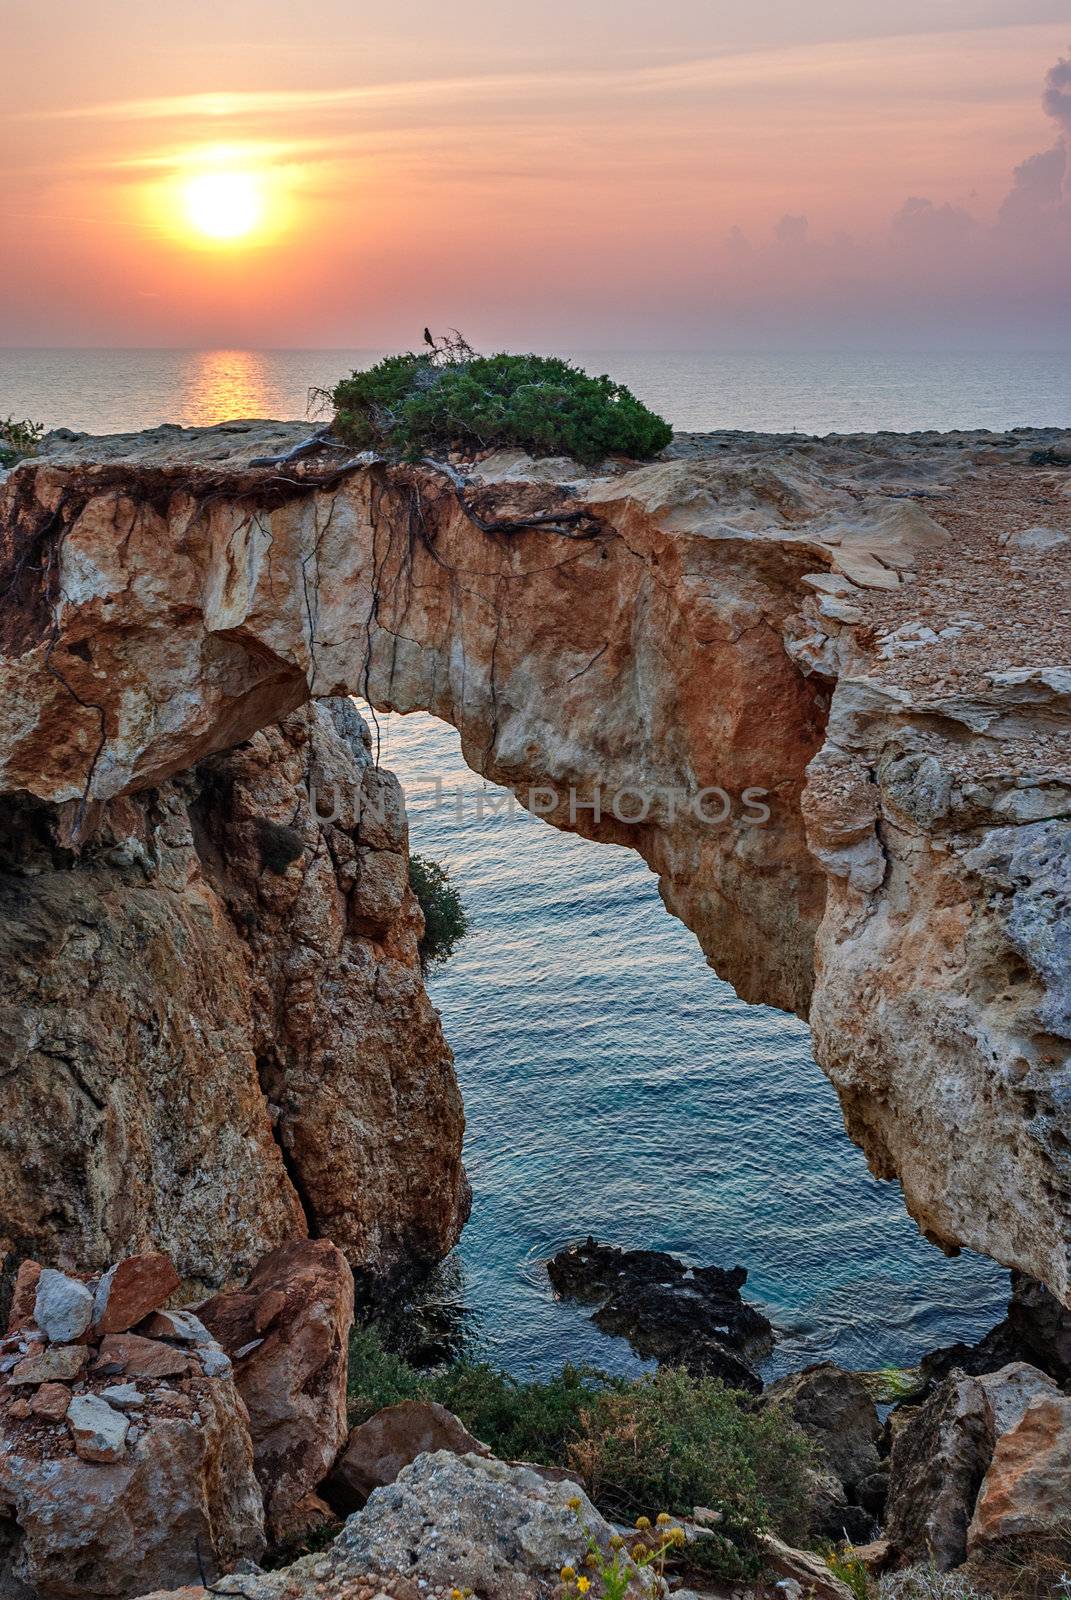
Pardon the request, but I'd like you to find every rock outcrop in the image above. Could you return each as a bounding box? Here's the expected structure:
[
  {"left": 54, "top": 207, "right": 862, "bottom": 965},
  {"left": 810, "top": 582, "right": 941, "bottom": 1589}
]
[
  {"left": 547, "top": 1238, "right": 772, "bottom": 1390},
  {"left": 198, "top": 1239, "right": 353, "bottom": 1543},
  {"left": 0, "top": 1253, "right": 264, "bottom": 1598},
  {"left": 884, "top": 1361, "right": 1063, "bottom": 1571},
  {"left": 763, "top": 1362, "right": 883, "bottom": 1541},
  {"left": 0, "top": 691, "right": 468, "bottom": 1294},
  {"left": 1, "top": 422, "right": 1069, "bottom": 1298}
]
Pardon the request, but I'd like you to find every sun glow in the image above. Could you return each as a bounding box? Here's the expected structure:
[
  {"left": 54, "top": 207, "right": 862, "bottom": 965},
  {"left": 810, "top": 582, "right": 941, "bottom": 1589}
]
[{"left": 182, "top": 170, "right": 264, "bottom": 241}]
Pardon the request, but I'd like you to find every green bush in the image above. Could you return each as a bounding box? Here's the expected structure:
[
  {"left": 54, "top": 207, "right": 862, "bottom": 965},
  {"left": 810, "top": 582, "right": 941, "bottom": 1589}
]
[
  {"left": 568, "top": 1368, "right": 812, "bottom": 1571},
  {"left": 0, "top": 416, "right": 44, "bottom": 467},
  {"left": 330, "top": 337, "right": 672, "bottom": 466},
  {"left": 347, "top": 1328, "right": 812, "bottom": 1583},
  {"left": 348, "top": 1326, "right": 612, "bottom": 1464},
  {"left": 408, "top": 854, "right": 469, "bottom": 968}
]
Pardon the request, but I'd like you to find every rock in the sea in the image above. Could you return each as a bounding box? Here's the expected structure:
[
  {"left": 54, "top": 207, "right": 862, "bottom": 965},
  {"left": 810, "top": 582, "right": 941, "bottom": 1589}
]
[
  {"left": 93, "top": 1254, "right": 181, "bottom": 1334},
  {"left": 547, "top": 1237, "right": 772, "bottom": 1389},
  {"left": 968, "top": 1389, "right": 1071, "bottom": 1552},
  {"left": 198, "top": 1239, "right": 353, "bottom": 1543},
  {"left": 325, "top": 1400, "right": 489, "bottom": 1514}
]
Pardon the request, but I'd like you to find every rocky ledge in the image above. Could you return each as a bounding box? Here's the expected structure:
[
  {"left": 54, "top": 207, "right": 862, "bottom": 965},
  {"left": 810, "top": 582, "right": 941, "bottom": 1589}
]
[{"left": 1, "top": 423, "right": 1069, "bottom": 1300}]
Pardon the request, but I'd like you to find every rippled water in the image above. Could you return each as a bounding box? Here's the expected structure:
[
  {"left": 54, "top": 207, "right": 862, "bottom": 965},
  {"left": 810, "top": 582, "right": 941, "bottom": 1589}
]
[
  {"left": 370, "top": 710, "right": 1007, "bottom": 1381},
  {"left": 3, "top": 346, "right": 1031, "bottom": 1378}
]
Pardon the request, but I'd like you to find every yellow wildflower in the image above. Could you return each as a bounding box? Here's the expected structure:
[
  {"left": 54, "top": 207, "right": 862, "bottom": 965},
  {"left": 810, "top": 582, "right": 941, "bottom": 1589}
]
[
  {"left": 577, "top": 1580, "right": 590, "bottom": 1594},
  {"left": 635, "top": 1516, "right": 651, "bottom": 1530},
  {"left": 656, "top": 1513, "right": 671, "bottom": 1527},
  {"left": 609, "top": 1535, "right": 624, "bottom": 1550},
  {"left": 560, "top": 1567, "right": 576, "bottom": 1583},
  {"left": 567, "top": 1496, "right": 582, "bottom": 1512}
]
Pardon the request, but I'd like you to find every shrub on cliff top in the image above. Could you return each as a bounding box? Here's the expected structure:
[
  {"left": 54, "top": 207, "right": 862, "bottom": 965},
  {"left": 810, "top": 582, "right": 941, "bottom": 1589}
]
[{"left": 330, "top": 333, "right": 673, "bottom": 465}]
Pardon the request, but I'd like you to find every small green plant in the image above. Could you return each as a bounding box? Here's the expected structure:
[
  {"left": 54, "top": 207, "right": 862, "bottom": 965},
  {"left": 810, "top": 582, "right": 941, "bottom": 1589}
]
[
  {"left": 562, "top": 1505, "right": 689, "bottom": 1600},
  {"left": 347, "top": 1328, "right": 811, "bottom": 1581},
  {"left": 330, "top": 333, "right": 673, "bottom": 466},
  {"left": 408, "top": 853, "right": 470, "bottom": 969},
  {"left": 254, "top": 818, "right": 306, "bottom": 875},
  {"left": 822, "top": 1543, "right": 872, "bottom": 1600},
  {"left": 0, "top": 416, "right": 44, "bottom": 467},
  {"left": 874, "top": 1365, "right": 924, "bottom": 1403}
]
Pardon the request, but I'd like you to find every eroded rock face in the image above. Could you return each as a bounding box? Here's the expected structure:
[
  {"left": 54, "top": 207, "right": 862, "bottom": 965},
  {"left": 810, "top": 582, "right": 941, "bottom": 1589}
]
[
  {"left": 2, "top": 423, "right": 1069, "bottom": 1298},
  {"left": 198, "top": 1240, "right": 353, "bottom": 1543},
  {"left": 0, "top": 696, "right": 467, "bottom": 1295}
]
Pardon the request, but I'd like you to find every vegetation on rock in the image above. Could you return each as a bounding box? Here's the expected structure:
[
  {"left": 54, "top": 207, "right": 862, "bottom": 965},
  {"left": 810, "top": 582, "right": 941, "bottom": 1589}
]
[
  {"left": 330, "top": 333, "right": 673, "bottom": 465},
  {"left": 348, "top": 1328, "right": 812, "bottom": 1580},
  {"left": 0, "top": 416, "right": 44, "bottom": 467},
  {"left": 408, "top": 854, "right": 470, "bottom": 969}
]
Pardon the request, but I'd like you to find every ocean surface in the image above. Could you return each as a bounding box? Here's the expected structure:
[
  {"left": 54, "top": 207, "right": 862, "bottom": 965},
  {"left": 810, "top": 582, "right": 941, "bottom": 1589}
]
[{"left": 4, "top": 346, "right": 1047, "bottom": 1379}]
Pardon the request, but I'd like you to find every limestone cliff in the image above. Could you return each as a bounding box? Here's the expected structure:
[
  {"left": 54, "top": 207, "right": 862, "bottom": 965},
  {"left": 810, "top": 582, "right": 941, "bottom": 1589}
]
[
  {"left": 0, "top": 692, "right": 469, "bottom": 1299},
  {"left": 0, "top": 422, "right": 1068, "bottom": 1298}
]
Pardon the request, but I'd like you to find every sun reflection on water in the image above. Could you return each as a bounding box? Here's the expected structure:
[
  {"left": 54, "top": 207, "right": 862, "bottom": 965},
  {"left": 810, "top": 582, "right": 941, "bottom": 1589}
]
[{"left": 179, "top": 349, "right": 277, "bottom": 426}]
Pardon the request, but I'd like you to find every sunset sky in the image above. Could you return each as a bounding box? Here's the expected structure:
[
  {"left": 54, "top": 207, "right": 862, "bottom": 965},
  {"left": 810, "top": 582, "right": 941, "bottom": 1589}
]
[{"left": 2, "top": 0, "right": 1069, "bottom": 349}]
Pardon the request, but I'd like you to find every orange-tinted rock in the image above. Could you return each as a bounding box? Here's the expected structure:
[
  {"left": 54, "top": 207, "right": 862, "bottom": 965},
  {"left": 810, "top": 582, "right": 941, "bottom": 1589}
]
[
  {"left": 199, "top": 1239, "right": 353, "bottom": 1540},
  {"left": 8, "top": 1345, "right": 88, "bottom": 1384},
  {"left": 93, "top": 1253, "right": 181, "bottom": 1334},
  {"left": 0, "top": 1371, "right": 264, "bottom": 1595},
  {"left": 6, "top": 1259, "right": 41, "bottom": 1333},
  {"left": 0, "top": 701, "right": 467, "bottom": 1293},
  {"left": 1, "top": 423, "right": 1069, "bottom": 1299},
  {"left": 28, "top": 1382, "right": 71, "bottom": 1422},
  {"left": 968, "top": 1391, "right": 1071, "bottom": 1551},
  {"left": 325, "top": 1400, "right": 490, "bottom": 1513},
  {"left": 95, "top": 1333, "right": 191, "bottom": 1380}
]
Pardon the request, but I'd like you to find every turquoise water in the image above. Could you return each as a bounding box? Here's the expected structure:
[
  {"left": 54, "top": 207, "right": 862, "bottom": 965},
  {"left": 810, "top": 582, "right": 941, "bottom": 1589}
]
[
  {"left": 371, "top": 709, "right": 1007, "bottom": 1382},
  {"left": 2, "top": 346, "right": 1028, "bottom": 1378}
]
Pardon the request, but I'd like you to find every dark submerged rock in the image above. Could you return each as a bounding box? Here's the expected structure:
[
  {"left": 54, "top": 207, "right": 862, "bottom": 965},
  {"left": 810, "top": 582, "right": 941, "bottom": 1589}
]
[{"left": 546, "top": 1237, "right": 773, "bottom": 1392}]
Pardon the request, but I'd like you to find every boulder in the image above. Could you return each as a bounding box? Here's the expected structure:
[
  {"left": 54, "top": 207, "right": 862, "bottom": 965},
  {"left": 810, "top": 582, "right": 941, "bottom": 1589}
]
[
  {"left": 324, "top": 1400, "right": 489, "bottom": 1514},
  {"left": 334, "top": 1451, "right": 623, "bottom": 1600},
  {"left": 884, "top": 1369, "right": 993, "bottom": 1571},
  {"left": 95, "top": 1333, "right": 192, "bottom": 1381},
  {"left": 0, "top": 1365, "right": 264, "bottom": 1597},
  {"left": 198, "top": 1239, "right": 354, "bottom": 1542},
  {"left": 7, "top": 1346, "right": 88, "bottom": 1385},
  {"left": 547, "top": 1237, "right": 771, "bottom": 1390},
  {"left": 968, "top": 1390, "right": 1071, "bottom": 1552},
  {"left": 34, "top": 1270, "right": 93, "bottom": 1343},
  {"left": 67, "top": 1392, "right": 129, "bottom": 1463},
  {"left": 884, "top": 1361, "right": 1060, "bottom": 1571},
  {"left": 93, "top": 1254, "right": 181, "bottom": 1335},
  {"left": 27, "top": 1384, "right": 71, "bottom": 1423}
]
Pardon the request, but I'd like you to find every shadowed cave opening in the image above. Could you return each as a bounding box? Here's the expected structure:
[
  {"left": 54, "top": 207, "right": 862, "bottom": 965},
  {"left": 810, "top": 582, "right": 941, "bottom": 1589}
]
[{"left": 362, "top": 704, "right": 1007, "bottom": 1382}]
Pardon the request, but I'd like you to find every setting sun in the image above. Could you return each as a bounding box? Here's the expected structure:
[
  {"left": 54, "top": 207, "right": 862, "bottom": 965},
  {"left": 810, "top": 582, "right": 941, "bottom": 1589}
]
[{"left": 182, "top": 170, "right": 263, "bottom": 241}]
